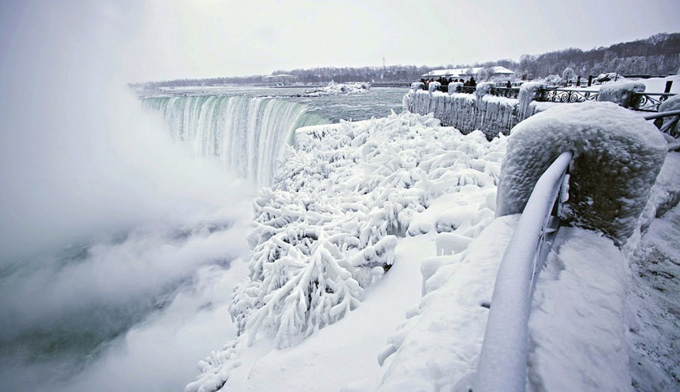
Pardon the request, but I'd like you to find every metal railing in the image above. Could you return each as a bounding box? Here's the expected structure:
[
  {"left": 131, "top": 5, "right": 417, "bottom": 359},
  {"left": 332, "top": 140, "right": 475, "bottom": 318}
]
[
  {"left": 415, "top": 83, "right": 675, "bottom": 112},
  {"left": 632, "top": 92, "right": 676, "bottom": 112},
  {"left": 535, "top": 87, "right": 599, "bottom": 103},
  {"left": 475, "top": 151, "right": 572, "bottom": 392}
]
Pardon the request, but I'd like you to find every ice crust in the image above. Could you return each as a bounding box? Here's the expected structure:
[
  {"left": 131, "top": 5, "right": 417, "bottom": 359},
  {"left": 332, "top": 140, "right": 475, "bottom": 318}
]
[{"left": 497, "top": 101, "right": 667, "bottom": 244}]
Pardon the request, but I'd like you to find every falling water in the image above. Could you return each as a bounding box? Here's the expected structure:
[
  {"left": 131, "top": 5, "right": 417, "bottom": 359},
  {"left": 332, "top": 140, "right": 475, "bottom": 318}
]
[{"left": 142, "top": 96, "right": 329, "bottom": 187}]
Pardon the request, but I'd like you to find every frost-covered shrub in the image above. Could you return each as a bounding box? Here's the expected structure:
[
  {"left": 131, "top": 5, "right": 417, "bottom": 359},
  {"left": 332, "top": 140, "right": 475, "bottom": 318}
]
[
  {"left": 517, "top": 81, "right": 546, "bottom": 120},
  {"left": 658, "top": 94, "right": 680, "bottom": 137},
  {"left": 411, "top": 82, "right": 424, "bottom": 92},
  {"left": 561, "top": 67, "right": 575, "bottom": 83},
  {"left": 544, "top": 74, "right": 561, "bottom": 86},
  {"left": 597, "top": 81, "right": 645, "bottom": 108},
  {"left": 475, "top": 82, "right": 494, "bottom": 101},
  {"left": 497, "top": 102, "right": 667, "bottom": 244}
]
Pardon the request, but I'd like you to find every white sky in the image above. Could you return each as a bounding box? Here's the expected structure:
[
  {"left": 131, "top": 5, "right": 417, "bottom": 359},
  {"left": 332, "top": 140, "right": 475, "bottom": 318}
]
[{"left": 1, "top": 0, "right": 679, "bottom": 82}]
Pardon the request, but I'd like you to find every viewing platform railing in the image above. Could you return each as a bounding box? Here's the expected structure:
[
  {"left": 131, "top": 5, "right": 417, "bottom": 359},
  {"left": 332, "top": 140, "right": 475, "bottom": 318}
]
[
  {"left": 474, "top": 151, "right": 572, "bottom": 392},
  {"left": 421, "top": 84, "right": 675, "bottom": 112},
  {"left": 474, "top": 109, "right": 680, "bottom": 392}
]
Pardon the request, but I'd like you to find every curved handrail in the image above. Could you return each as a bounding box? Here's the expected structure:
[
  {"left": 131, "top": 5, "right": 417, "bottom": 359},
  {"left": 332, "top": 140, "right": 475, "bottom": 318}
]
[{"left": 475, "top": 151, "right": 572, "bottom": 392}]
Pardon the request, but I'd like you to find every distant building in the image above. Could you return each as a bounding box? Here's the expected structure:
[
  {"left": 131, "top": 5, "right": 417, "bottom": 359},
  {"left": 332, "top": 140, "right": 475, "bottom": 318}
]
[
  {"left": 262, "top": 74, "right": 296, "bottom": 85},
  {"left": 422, "top": 66, "right": 515, "bottom": 80}
]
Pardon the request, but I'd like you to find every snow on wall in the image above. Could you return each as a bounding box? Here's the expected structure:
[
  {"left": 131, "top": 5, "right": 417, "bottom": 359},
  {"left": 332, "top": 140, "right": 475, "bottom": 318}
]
[
  {"left": 403, "top": 89, "right": 539, "bottom": 139},
  {"left": 497, "top": 101, "right": 667, "bottom": 245},
  {"left": 597, "top": 81, "right": 646, "bottom": 108},
  {"left": 186, "top": 111, "right": 507, "bottom": 392}
]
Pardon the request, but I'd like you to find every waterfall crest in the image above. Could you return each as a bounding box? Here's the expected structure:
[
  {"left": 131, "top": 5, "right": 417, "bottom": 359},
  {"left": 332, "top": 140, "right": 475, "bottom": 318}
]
[{"left": 143, "top": 96, "right": 328, "bottom": 187}]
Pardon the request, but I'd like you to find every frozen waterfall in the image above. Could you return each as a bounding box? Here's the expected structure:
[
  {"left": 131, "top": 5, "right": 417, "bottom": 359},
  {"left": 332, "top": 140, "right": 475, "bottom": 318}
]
[{"left": 143, "top": 96, "right": 328, "bottom": 187}]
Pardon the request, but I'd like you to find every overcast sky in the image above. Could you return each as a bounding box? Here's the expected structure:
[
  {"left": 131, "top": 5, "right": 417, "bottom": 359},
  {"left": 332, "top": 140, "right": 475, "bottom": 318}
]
[{"left": 1, "top": 0, "right": 679, "bottom": 82}]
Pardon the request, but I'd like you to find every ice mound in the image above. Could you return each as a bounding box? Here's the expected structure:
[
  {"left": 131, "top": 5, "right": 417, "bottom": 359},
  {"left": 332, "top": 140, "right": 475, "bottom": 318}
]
[
  {"left": 497, "top": 101, "right": 667, "bottom": 245},
  {"left": 302, "top": 81, "right": 370, "bottom": 97}
]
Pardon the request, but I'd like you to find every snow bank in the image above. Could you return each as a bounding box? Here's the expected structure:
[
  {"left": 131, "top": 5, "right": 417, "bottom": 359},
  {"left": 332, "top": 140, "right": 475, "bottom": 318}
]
[
  {"left": 403, "top": 89, "right": 536, "bottom": 139},
  {"left": 187, "top": 111, "right": 507, "bottom": 391},
  {"left": 597, "top": 81, "right": 646, "bottom": 108},
  {"left": 625, "top": 202, "right": 680, "bottom": 392},
  {"left": 303, "top": 82, "right": 370, "bottom": 97},
  {"left": 497, "top": 102, "right": 667, "bottom": 245},
  {"left": 376, "top": 215, "right": 517, "bottom": 392}
]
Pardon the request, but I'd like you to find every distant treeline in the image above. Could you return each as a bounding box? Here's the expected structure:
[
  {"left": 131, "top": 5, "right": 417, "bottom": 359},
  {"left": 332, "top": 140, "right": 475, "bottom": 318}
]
[{"left": 134, "top": 33, "right": 679, "bottom": 88}]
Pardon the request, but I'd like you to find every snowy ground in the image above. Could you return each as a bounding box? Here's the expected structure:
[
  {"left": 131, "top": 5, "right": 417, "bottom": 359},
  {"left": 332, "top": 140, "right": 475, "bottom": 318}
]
[{"left": 188, "top": 108, "right": 680, "bottom": 391}]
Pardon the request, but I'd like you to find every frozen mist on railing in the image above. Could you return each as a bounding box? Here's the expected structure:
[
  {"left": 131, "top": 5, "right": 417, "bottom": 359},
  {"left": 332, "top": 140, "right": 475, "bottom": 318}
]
[{"left": 143, "top": 96, "right": 329, "bottom": 187}]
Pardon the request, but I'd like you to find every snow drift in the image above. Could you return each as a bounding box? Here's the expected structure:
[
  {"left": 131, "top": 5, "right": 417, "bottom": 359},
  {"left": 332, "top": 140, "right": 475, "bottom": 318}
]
[{"left": 496, "top": 101, "right": 667, "bottom": 245}]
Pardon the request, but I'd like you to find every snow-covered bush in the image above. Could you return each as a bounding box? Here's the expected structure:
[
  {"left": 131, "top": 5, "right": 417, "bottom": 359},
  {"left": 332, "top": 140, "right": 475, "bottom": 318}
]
[
  {"left": 658, "top": 94, "right": 680, "bottom": 137},
  {"left": 411, "top": 81, "right": 424, "bottom": 92},
  {"left": 187, "top": 111, "right": 507, "bottom": 392},
  {"left": 428, "top": 81, "right": 441, "bottom": 94},
  {"left": 497, "top": 102, "right": 667, "bottom": 244},
  {"left": 474, "top": 81, "right": 494, "bottom": 101},
  {"left": 517, "top": 81, "right": 546, "bottom": 120},
  {"left": 597, "top": 81, "right": 645, "bottom": 108},
  {"left": 561, "top": 67, "right": 575, "bottom": 84}
]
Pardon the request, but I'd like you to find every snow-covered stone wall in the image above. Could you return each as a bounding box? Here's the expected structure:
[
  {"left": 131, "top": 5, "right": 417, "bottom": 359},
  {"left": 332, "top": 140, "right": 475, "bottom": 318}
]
[
  {"left": 403, "top": 89, "right": 540, "bottom": 139},
  {"left": 497, "top": 101, "right": 667, "bottom": 245}
]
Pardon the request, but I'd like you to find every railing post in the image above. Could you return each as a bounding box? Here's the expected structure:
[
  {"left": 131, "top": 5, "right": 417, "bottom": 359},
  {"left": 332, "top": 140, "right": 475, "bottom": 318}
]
[
  {"left": 588, "top": 75, "right": 593, "bottom": 87},
  {"left": 665, "top": 81, "right": 673, "bottom": 94}
]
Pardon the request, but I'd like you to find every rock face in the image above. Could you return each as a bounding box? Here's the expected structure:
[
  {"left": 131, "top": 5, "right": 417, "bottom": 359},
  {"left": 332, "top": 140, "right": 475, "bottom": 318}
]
[{"left": 497, "top": 101, "right": 667, "bottom": 245}]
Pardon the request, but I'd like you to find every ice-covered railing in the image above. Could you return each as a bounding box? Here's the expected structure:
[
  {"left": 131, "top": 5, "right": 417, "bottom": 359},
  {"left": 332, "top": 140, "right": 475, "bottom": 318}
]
[
  {"left": 474, "top": 102, "right": 668, "bottom": 392},
  {"left": 475, "top": 151, "right": 571, "bottom": 392}
]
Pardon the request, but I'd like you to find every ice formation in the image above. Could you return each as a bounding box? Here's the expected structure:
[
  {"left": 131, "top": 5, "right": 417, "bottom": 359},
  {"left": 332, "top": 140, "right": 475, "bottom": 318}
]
[
  {"left": 597, "top": 81, "right": 646, "bottom": 108},
  {"left": 517, "top": 81, "right": 547, "bottom": 120},
  {"left": 474, "top": 81, "right": 494, "bottom": 101},
  {"left": 403, "top": 89, "right": 537, "bottom": 139},
  {"left": 186, "top": 111, "right": 507, "bottom": 392},
  {"left": 142, "top": 96, "right": 328, "bottom": 186},
  {"left": 497, "top": 101, "right": 667, "bottom": 244},
  {"left": 302, "top": 82, "right": 371, "bottom": 97}
]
